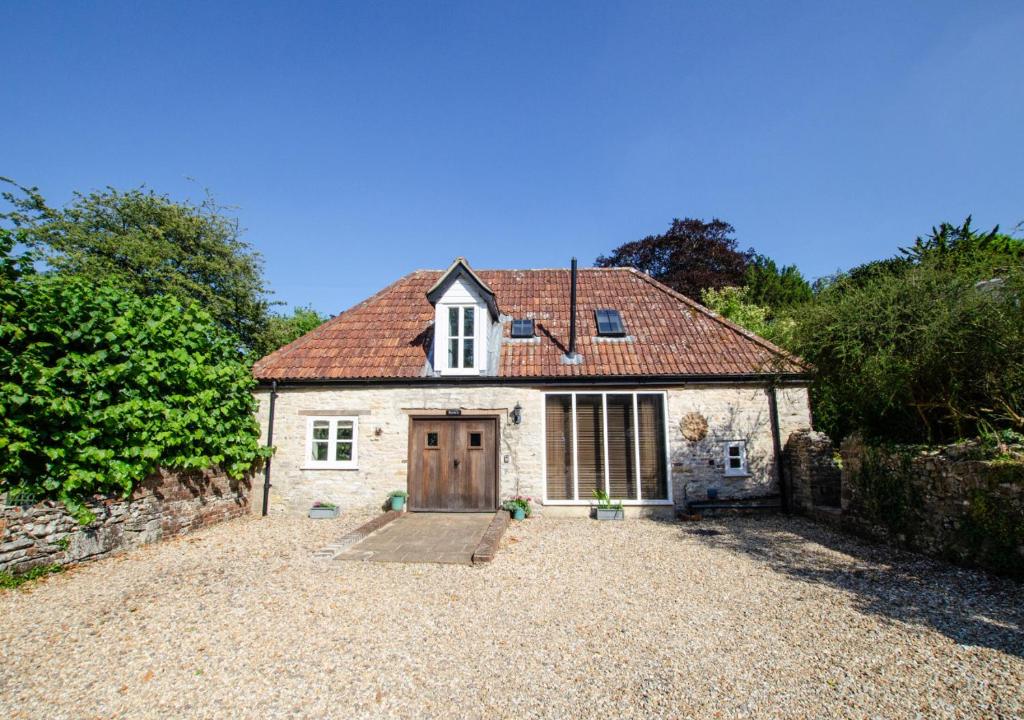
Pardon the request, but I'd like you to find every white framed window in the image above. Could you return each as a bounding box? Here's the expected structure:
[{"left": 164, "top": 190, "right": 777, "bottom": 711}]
[
  {"left": 303, "top": 416, "right": 358, "bottom": 470},
  {"left": 724, "top": 440, "right": 748, "bottom": 476},
  {"left": 444, "top": 305, "right": 477, "bottom": 373}
]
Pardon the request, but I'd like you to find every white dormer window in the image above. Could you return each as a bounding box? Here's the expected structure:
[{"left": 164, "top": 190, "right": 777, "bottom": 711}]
[
  {"left": 447, "top": 306, "right": 476, "bottom": 370},
  {"left": 426, "top": 258, "right": 499, "bottom": 376}
]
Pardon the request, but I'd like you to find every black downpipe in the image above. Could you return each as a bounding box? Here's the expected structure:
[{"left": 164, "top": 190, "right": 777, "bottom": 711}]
[
  {"left": 767, "top": 383, "right": 788, "bottom": 513},
  {"left": 568, "top": 257, "right": 578, "bottom": 357},
  {"left": 261, "top": 380, "right": 278, "bottom": 517}
]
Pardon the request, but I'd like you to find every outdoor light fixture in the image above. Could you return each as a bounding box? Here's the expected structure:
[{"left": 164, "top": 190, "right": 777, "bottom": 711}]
[{"left": 510, "top": 402, "right": 522, "bottom": 425}]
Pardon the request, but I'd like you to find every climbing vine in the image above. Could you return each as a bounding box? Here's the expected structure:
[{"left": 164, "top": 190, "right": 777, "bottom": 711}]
[{"left": 855, "top": 445, "right": 919, "bottom": 535}]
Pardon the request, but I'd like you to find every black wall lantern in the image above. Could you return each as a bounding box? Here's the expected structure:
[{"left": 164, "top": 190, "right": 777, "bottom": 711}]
[{"left": 510, "top": 402, "right": 523, "bottom": 425}]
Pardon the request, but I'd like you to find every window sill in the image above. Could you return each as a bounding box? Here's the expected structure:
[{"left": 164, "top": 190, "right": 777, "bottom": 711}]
[
  {"left": 543, "top": 499, "right": 674, "bottom": 506},
  {"left": 301, "top": 464, "right": 358, "bottom": 471},
  {"left": 723, "top": 472, "right": 751, "bottom": 478}
]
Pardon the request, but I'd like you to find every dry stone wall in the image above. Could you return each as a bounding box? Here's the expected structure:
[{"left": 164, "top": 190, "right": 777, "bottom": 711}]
[
  {"left": 785, "top": 431, "right": 1024, "bottom": 579},
  {"left": 0, "top": 469, "right": 250, "bottom": 574},
  {"left": 783, "top": 429, "right": 841, "bottom": 512},
  {"left": 839, "top": 436, "right": 1024, "bottom": 578}
]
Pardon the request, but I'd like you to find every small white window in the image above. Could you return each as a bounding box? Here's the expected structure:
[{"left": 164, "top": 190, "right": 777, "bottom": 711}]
[
  {"left": 445, "top": 305, "right": 476, "bottom": 371},
  {"left": 304, "top": 417, "right": 358, "bottom": 469},
  {"left": 724, "top": 441, "right": 747, "bottom": 476}
]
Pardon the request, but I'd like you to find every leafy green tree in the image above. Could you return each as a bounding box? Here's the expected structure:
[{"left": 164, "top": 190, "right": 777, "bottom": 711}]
[
  {"left": 700, "top": 286, "right": 771, "bottom": 337},
  {"left": 900, "top": 215, "right": 1023, "bottom": 265},
  {"left": 596, "top": 218, "right": 752, "bottom": 300},
  {"left": 743, "top": 253, "right": 812, "bottom": 310},
  {"left": 253, "top": 305, "right": 328, "bottom": 358},
  {"left": 788, "top": 222, "right": 1024, "bottom": 443},
  {"left": 0, "top": 234, "right": 269, "bottom": 521},
  {"left": 1, "top": 179, "right": 273, "bottom": 351}
]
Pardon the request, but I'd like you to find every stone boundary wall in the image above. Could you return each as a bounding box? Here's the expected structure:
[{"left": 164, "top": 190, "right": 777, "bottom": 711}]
[
  {"left": 783, "top": 429, "right": 841, "bottom": 513},
  {"left": 785, "top": 430, "right": 1024, "bottom": 579},
  {"left": 0, "top": 469, "right": 250, "bottom": 574}
]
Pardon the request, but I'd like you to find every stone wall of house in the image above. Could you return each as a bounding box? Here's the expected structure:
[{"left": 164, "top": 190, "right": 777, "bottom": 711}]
[
  {"left": 254, "top": 384, "right": 546, "bottom": 515},
  {"left": 254, "top": 382, "right": 813, "bottom": 515},
  {"left": 838, "top": 436, "right": 1024, "bottom": 578},
  {"left": 667, "top": 385, "right": 812, "bottom": 504},
  {"left": 0, "top": 469, "right": 250, "bottom": 574},
  {"left": 783, "top": 429, "right": 842, "bottom": 512}
]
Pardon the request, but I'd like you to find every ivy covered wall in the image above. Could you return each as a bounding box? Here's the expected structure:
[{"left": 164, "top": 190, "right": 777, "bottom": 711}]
[{"left": 839, "top": 437, "right": 1024, "bottom": 579}]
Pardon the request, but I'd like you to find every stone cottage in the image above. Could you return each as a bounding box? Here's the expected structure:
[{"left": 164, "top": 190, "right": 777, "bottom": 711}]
[{"left": 252, "top": 258, "right": 812, "bottom": 516}]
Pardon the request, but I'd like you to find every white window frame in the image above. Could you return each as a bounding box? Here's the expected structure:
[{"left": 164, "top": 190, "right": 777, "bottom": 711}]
[
  {"left": 540, "top": 390, "right": 673, "bottom": 506},
  {"left": 723, "top": 440, "right": 748, "bottom": 476},
  {"left": 439, "top": 304, "right": 480, "bottom": 375},
  {"left": 302, "top": 416, "right": 358, "bottom": 470}
]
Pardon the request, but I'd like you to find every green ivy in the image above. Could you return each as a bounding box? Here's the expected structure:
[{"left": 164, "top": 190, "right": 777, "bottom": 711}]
[
  {"left": 962, "top": 487, "right": 1024, "bottom": 577},
  {"left": 0, "top": 233, "right": 270, "bottom": 523},
  {"left": 856, "top": 446, "right": 918, "bottom": 534}
]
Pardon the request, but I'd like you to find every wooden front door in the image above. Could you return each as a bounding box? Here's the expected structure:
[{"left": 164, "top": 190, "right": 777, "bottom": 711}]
[{"left": 408, "top": 417, "right": 498, "bottom": 511}]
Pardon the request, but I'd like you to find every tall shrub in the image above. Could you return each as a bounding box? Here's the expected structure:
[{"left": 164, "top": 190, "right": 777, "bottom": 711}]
[
  {"left": 0, "top": 235, "right": 269, "bottom": 521},
  {"left": 788, "top": 240, "right": 1023, "bottom": 443}
]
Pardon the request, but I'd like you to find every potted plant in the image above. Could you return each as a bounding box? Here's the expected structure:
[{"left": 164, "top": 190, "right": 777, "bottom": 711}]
[
  {"left": 308, "top": 501, "right": 339, "bottom": 519},
  {"left": 388, "top": 490, "right": 408, "bottom": 511},
  {"left": 501, "top": 495, "right": 532, "bottom": 521},
  {"left": 592, "top": 490, "right": 624, "bottom": 521}
]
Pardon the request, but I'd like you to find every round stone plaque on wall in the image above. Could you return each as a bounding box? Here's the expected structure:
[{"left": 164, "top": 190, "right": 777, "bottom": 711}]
[{"left": 680, "top": 412, "right": 708, "bottom": 442}]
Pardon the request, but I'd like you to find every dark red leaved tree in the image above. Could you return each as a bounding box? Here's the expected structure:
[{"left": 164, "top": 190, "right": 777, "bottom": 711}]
[{"left": 596, "top": 218, "right": 752, "bottom": 300}]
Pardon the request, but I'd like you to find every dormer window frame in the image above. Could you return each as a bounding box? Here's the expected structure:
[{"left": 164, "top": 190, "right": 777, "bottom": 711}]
[
  {"left": 427, "top": 258, "right": 499, "bottom": 377},
  {"left": 442, "top": 303, "right": 479, "bottom": 374}
]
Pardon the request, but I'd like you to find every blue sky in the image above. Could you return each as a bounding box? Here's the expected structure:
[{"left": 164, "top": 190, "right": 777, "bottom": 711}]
[{"left": 3, "top": 1, "right": 1022, "bottom": 315}]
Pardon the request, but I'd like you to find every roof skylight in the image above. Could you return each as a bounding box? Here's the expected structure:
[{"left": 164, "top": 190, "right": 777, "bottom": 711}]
[
  {"left": 595, "top": 309, "right": 625, "bottom": 336},
  {"left": 510, "top": 318, "right": 534, "bottom": 338}
]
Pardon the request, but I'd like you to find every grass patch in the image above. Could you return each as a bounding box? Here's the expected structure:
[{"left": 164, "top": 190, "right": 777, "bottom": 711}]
[{"left": 0, "top": 563, "right": 64, "bottom": 590}]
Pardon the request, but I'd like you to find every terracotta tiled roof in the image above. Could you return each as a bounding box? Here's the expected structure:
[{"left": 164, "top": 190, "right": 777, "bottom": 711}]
[{"left": 252, "top": 267, "right": 807, "bottom": 381}]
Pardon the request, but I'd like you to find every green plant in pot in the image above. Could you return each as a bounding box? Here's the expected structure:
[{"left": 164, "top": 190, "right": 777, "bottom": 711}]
[
  {"left": 309, "top": 501, "right": 339, "bottom": 519},
  {"left": 388, "top": 490, "right": 408, "bottom": 511},
  {"left": 502, "top": 495, "right": 532, "bottom": 521},
  {"left": 592, "top": 490, "right": 624, "bottom": 521}
]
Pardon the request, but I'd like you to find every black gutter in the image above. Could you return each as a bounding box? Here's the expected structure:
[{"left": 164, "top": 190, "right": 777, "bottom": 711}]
[
  {"left": 767, "top": 382, "right": 788, "bottom": 514},
  {"left": 261, "top": 380, "right": 278, "bottom": 517},
  {"left": 255, "top": 373, "right": 813, "bottom": 389}
]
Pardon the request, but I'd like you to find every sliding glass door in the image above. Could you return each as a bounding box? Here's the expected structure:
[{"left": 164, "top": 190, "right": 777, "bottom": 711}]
[{"left": 544, "top": 392, "right": 669, "bottom": 502}]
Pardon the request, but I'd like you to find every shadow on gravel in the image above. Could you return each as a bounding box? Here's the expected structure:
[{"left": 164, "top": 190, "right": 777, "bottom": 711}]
[{"left": 686, "top": 517, "right": 1024, "bottom": 658}]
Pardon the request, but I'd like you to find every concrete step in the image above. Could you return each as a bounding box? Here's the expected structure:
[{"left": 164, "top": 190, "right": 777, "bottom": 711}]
[{"left": 687, "top": 496, "right": 782, "bottom": 516}]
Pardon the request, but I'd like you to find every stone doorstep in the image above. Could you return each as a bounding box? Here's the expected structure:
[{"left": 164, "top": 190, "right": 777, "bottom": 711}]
[
  {"left": 313, "top": 511, "right": 403, "bottom": 560},
  {"left": 328, "top": 512, "right": 502, "bottom": 566},
  {"left": 470, "top": 510, "right": 509, "bottom": 564}
]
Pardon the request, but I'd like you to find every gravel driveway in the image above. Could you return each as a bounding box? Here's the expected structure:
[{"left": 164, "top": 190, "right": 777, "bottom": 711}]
[{"left": 1, "top": 512, "right": 1021, "bottom": 719}]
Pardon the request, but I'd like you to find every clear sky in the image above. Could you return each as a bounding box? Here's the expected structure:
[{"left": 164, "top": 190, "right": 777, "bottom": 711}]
[{"left": 3, "top": 1, "right": 1022, "bottom": 315}]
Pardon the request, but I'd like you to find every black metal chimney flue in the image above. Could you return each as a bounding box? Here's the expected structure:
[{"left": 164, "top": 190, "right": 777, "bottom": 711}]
[{"left": 568, "top": 257, "right": 578, "bottom": 357}]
